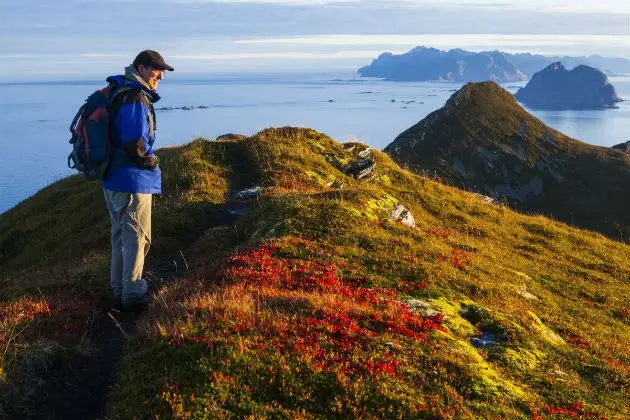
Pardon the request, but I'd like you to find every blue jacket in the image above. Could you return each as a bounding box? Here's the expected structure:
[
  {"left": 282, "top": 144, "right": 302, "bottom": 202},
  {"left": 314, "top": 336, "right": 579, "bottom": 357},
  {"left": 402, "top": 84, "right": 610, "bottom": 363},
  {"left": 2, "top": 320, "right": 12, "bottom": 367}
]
[{"left": 102, "top": 74, "right": 162, "bottom": 194}]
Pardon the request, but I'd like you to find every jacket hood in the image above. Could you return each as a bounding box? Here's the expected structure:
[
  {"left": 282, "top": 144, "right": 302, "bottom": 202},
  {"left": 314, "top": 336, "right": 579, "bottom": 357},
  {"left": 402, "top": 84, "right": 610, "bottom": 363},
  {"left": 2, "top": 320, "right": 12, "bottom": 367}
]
[{"left": 106, "top": 68, "right": 161, "bottom": 103}]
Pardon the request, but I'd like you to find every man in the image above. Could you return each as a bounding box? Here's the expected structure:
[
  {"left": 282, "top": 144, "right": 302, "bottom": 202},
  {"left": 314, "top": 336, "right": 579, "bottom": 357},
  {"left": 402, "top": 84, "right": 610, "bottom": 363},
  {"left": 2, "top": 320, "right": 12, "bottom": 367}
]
[{"left": 102, "top": 50, "right": 174, "bottom": 310}]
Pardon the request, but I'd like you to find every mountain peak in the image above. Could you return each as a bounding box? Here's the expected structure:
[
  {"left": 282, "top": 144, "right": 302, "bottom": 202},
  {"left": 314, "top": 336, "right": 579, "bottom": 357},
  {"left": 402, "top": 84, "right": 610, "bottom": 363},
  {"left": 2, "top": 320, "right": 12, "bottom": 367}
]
[
  {"left": 385, "top": 82, "right": 630, "bottom": 240},
  {"left": 548, "top": 61, "right": 566, "bottom": 71},
  {"left": 445, "top": 81, "right": 515, "bottom": 109}
]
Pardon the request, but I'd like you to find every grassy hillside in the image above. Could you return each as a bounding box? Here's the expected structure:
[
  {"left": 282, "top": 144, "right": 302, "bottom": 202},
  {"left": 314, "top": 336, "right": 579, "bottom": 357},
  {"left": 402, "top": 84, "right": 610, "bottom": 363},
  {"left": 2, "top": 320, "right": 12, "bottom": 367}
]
[
  {"left": 385, "top": 81, "right": 630, "bottom": 242},
  {"left": 1, "top": 127, "right": 629, "bottom": 418}
]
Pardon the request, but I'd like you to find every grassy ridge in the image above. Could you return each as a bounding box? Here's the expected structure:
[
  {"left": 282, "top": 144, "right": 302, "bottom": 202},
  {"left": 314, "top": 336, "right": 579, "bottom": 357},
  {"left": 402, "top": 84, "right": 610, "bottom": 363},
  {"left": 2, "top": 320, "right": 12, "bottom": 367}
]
[{"left": 1, "top": 127, "right": 629, "bottom": 418}]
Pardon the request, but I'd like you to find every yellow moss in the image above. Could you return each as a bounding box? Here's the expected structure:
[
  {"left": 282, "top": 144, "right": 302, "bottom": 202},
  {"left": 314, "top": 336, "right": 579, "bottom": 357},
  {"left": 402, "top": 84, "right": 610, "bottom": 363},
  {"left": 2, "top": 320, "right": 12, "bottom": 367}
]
[
  {"left": 526, "top": 311, "right": 565, "bottom": 346},
  {"left": 338, "top": 156, "right": 354, "bottom": 166},
  {"left": 339, "top": 202, "right": 365, "bottom": 219},
  {"left": 502, "top": 348, "right": 542, "bottom": 371},
  {"left": 304, "top": 170, "right": 336, "bottom": 187},
  {"left": 429, "top": 298, "right": 476, "bottom": 337},
  {"left": 446, "top": 337, "right": 528, "bottom": 400},
  {"left": 375, "top": 174, "right": 392, "bottom": 186},
  {"left": 361, "top": 193, "right": 399, "bottom": 220},
  {"left": 511, "top": 270, "right": 532, "bottom": 280},
  {"left": 309, "top": 141, "right": 327, "bottom": 153}
]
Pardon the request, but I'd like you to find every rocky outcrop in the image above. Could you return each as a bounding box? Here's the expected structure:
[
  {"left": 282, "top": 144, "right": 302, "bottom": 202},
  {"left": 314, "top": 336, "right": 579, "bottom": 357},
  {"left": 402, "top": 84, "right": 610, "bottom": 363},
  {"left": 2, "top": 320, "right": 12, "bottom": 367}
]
[
  {"left": 515, "top": 62, "right": 622, "bottom": 109},
  {"left": 230, "top": 186, "right": 263, "bottom": 200},
  {"left": 389, "top": 204, "right": 416, "bottom": 228},
  {"left": 343, "top": 145, "right": 377, "bottom": 180},
  {"left": 216, "top": 133, "right": 247, "bottom": 141}
]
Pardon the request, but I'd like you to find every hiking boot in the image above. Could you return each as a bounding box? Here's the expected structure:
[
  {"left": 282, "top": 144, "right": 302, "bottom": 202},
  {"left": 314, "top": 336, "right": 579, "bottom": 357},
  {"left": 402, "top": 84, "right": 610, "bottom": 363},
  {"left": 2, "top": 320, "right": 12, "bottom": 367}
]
[
  {"left": 111, "top": 296, "right": 123, "bottom": 312},
  {"left": 121, "top": 293, "right": 152, "bottom": 313}
]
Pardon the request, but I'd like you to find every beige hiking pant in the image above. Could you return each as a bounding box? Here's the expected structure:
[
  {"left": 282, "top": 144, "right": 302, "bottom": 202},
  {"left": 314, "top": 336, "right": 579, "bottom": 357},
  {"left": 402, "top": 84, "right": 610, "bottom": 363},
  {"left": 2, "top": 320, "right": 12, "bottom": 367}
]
[{"left": 103, "top": 189, "right": 151, "bottom": 302}]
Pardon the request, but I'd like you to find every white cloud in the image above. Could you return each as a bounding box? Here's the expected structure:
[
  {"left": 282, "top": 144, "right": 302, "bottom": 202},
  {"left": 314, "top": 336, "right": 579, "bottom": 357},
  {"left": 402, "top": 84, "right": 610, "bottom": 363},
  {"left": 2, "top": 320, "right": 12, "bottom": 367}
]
[
  {"left": 235, "top": 34, "right": 630, "bottom": 56},
  {"left": 172, "top": 50, "right": 399, "bottom": 60},
  {"left": 172, "top": 0, "right": 630, "bottom": 13}
]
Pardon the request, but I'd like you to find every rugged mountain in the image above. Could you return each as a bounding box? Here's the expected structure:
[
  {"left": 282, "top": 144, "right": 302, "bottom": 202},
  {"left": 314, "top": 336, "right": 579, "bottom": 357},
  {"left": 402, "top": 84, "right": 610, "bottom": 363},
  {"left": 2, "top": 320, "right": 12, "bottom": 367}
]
[
  {"left": 385, "top": 81, "right": 630, "bottom": 239},
  {"left": 358, "top": 47, "right": 527, "bottom": 82},
  {"left": 358, "top": 47, "right": 630, "bottom": 82},
  {"left": 515, "top": 62, "right": 622, "bottom": 109}
]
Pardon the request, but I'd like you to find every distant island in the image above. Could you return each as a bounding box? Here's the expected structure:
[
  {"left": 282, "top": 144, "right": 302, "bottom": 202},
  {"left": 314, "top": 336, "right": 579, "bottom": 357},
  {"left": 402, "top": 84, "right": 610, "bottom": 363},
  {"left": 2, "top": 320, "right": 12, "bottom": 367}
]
[
  {"left": 358, "top": 46, "right": 630, "bottom": 83},
  {"left": 515, "top": 62, "right": 622, "bottom": 109}
]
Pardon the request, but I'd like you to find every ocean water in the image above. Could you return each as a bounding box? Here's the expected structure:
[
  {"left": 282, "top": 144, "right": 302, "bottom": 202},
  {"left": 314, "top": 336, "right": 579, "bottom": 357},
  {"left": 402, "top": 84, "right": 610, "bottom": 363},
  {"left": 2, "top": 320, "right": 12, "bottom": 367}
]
[{"left": 0, "top": 73, "right": 629, "bottom": 214}]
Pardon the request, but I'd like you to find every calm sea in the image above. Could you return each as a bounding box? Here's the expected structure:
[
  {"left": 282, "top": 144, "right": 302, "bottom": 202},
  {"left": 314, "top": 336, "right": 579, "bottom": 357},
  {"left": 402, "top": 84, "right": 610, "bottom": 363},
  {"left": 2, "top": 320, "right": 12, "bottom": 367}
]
[{"left": 1, "top": 73, "right": 629, "bottom": 214}]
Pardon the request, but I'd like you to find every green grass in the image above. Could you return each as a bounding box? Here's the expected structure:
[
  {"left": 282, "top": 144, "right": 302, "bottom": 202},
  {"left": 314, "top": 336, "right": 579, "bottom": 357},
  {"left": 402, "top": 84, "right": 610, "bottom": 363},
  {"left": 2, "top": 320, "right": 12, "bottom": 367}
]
[{"left": 1, "top": 127, "right": 629, "bottom": 418}]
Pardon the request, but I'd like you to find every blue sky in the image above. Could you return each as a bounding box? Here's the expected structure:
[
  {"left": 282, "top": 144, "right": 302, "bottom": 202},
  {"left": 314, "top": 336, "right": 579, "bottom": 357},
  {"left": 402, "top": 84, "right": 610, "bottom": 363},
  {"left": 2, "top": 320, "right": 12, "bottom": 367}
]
[{"left": 1, "top": 0, "right": 628, "bottom": 81}]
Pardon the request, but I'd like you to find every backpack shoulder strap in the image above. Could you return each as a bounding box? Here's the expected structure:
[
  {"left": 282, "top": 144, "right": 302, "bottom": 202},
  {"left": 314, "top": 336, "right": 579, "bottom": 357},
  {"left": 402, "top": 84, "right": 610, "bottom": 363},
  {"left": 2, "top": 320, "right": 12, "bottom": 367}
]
[{"left": 108, "top": 85, "right": 134, "bottom": 105}]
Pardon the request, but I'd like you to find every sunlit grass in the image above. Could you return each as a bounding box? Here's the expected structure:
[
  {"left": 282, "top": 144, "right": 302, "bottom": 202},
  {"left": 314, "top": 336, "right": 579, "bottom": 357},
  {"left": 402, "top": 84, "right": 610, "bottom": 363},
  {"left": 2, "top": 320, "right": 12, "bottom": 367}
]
[{"left": 1, "top": 127, "right": 628, "bottom": 418}]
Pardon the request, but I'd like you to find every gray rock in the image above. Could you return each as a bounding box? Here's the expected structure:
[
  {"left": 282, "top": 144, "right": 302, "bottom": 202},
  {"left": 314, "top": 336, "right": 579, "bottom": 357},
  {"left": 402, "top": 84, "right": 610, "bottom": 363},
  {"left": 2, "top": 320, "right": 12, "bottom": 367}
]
[
  {"left": 231, "top": 186, "right": 263, "bottom": 200},
  {"left": 405, "top": 299, "right": 447, "bottom": 319},
  {"left": 389, "top": 204, "right": 416, "bottom": 228},
  {"left": 344, "top": 159, "right": 376, "bottom": 180},
  {"left": 216, "top": 133, "right": 247, "bottom": 141},
  {"left": 406, "top": 299, "right": 432, "bottom": 310},
  {"left": 473, "top": 193, "right": 496, "bottom": 205},
  {"left": 357, "top": 147, "right": 372, "bottom": 160},
  {"left": 470, "top": 331, "right": 499, "bottom": 348},
  {"left": 514, "top": 284, "right": 539, "bottom": 301}
]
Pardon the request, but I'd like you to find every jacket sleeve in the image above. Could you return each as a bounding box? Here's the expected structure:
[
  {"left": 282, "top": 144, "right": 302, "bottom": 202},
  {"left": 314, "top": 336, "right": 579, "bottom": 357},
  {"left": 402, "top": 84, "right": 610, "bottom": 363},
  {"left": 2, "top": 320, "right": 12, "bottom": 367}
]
[{"left": 114, "top": 93, "right": 158, "bottom": 169}]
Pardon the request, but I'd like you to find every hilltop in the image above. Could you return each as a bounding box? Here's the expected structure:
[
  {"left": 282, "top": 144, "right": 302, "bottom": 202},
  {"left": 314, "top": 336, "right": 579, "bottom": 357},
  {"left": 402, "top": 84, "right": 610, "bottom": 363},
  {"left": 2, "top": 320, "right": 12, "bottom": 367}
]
[
  {"left": 1, "top": 127, "right": 629, "bottom": 419},
  {"left": 515, "top": 63, "right": 622, "bottom": 109},
  {"left": 385, "top": 81, "right": 630, "bottom": 241}
]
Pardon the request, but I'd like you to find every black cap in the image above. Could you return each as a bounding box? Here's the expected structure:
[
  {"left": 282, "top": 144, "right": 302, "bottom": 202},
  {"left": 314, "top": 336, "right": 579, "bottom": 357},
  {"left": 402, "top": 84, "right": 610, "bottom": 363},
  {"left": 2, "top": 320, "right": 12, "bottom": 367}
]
[{"left": 133, "top": 50, "right": 174, "bottom": 71}]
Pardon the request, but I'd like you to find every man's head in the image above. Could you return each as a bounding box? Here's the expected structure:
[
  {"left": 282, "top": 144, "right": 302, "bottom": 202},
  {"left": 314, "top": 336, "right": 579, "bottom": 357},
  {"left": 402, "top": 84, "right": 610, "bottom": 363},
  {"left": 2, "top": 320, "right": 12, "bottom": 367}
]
[{"left": 133, "top": 50, "right": 174, "bottom": 90}]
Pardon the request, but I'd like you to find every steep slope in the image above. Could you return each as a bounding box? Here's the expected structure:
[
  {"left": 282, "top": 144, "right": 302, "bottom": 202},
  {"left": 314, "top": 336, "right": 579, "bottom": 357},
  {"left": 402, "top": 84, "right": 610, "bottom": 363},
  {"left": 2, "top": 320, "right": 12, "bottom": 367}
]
[
  {"left": 515, "top": 62, "right": 622, "bottom": 109},
  {"left": 1, "top": 128, "right": 629, "bottom": 419},
  {"left": 385, "top": 82, "right": 630, "bottom": 241}
]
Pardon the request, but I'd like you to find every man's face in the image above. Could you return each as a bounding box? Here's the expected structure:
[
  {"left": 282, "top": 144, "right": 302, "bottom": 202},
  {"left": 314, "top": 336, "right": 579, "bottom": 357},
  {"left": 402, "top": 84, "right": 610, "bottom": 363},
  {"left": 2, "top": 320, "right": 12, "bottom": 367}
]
[{"left": 137, "top": 65, "right": 164, "bottom": 90}]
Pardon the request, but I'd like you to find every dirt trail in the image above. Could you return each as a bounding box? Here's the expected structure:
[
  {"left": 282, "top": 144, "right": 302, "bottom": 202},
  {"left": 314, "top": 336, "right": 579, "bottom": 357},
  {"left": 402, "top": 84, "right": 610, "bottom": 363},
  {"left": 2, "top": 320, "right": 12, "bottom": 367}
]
[{"left": 13, "top": 141, "right": 258, "bottom": 419}]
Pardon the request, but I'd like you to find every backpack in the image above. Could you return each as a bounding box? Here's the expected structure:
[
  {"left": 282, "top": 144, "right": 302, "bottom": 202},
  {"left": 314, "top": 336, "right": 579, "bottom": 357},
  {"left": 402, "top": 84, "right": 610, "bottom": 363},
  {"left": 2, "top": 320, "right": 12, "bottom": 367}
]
[{"left": 67, "top": 85, "right": 130, "bottom": 180}]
